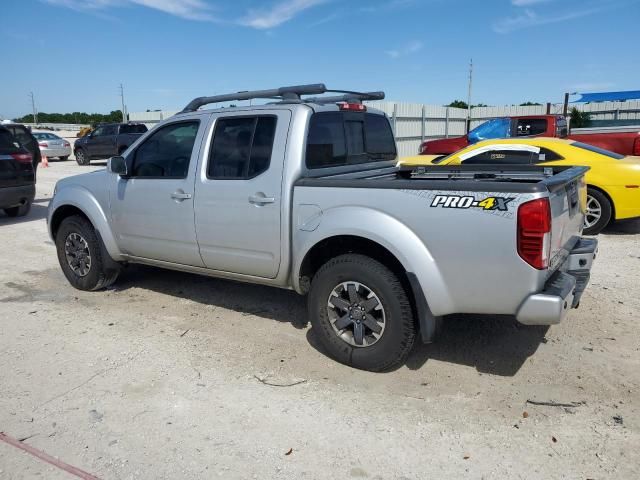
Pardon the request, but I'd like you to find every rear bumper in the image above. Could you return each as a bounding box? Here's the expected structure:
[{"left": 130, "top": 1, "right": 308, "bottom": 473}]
[
  {"left": 40, "top": 146, "right": 71, "bottom": 158},
  {"left": 0, "top": 184, "right": 35, "bottom": 210},
  {"left": 516, "top": 238, "right": 598, "bottom": 325}
]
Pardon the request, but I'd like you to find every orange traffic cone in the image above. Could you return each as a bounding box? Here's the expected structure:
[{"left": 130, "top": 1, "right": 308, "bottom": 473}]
[{"left": 42, "top": 155, "right": 49, "bottom": 168}]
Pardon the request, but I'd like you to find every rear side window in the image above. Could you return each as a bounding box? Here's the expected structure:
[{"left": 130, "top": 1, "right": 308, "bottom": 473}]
[
  {"left": 516, "top": 119, "right": 547, "bottom": 136},
  {"left": 120, "top": 124, "right": 148, "bottom": 134},
  {"left": 0, "top": 128, "right": 18, "bottom": 149},
  {"left": 306, "top": 112, "right": 396, "bottom": 169},
  {"left": 131, "top": 120, "right": 199, "bottom": 178},
  {"left": 462, "top": 149, "right": 537, "bottom": 165},
  {"left": 208, "top": 116, "right": 277, "bottom": 179}
]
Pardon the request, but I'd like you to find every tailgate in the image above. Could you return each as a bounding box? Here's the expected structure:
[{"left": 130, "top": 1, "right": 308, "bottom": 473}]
[{"left": 545, "top": 167, "right": 588, "bottom": 272}]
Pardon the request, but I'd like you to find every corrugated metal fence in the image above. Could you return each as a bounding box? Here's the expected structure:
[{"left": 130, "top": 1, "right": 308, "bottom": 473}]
[{"left": 129, "top": 100, "right": 640, "bottom": 158}]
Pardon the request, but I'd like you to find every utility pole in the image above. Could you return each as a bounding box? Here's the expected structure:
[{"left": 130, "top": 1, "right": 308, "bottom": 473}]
[
  {"left": 29, "top": 91, "right": 38, "bottom": 124},
  {"left": 119, "top": 83, "right": 126, "bottom": 122},
  {"left": 466, "top": 58, "right": 473, "bottom": 133}
]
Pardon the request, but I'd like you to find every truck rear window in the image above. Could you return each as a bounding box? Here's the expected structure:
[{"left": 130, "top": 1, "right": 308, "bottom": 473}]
[
  {"left": 306, "top": 112, "right": 396, "bottom": 169},
  {"left": 120, "top": 124, "right": 148, "bottom": 134}
]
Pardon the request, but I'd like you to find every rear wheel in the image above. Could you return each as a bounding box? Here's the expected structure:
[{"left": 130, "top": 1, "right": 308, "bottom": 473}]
[
  {"left": 308, "top": 254, "right": 416, "bottom": 372},
  {"left": 4, "top": 201, "right": 32, "bottom": 218},
  {"left": 55, "top": 215, "right": 120, "bottom": 291},
  {"left": 584, "top": 188, "right": 612, "bottom": 235},
  {"left": 59, "top": 156, "right": 69, "bottom": 161},
  {"left": 75, "top": 149, "right": 89, "bottom": 166}
]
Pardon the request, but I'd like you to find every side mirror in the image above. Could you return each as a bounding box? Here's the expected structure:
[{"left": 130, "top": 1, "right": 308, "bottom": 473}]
[{"left": 108, "top": 156, "right": 128, "bottom": 177}]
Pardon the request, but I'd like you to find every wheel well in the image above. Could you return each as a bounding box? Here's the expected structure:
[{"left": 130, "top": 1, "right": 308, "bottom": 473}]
[
  {"left": 50, "top": 205, "right": 90, "bottom": 239},
  {"left": 587, "top": 185, "right": 616, "bottom": 220},
  {"left": 299, "top": 235, "right": 409, "bottom": 292}
]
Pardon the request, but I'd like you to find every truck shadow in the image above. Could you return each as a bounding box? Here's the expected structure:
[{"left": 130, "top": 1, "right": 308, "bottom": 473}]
[
  {"left": 115, "top": 265, "right": 308, "bottom": 329},
  {"left": 404, "top": 315, "right": 549, "bottom": 376},
  {"left": 119, "top": 265, "right": 547, "bottom": 376}
]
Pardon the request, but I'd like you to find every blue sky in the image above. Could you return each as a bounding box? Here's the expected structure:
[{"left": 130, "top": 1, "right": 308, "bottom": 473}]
[{"left": 2, "top": 0, "right": 639, "bottom": 118}]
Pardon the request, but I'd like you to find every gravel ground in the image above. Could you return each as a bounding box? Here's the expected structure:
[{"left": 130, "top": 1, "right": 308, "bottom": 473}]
[{"left": 0, "top": 160, "right": 639, "bottom": 480}]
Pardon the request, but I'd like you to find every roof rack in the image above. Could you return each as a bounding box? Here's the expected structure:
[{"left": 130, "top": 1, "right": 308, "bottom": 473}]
[
  {"left": 304, "top": 91, "right": 385, "bottom": 104},
  {"left": 180, "top": 84, "right": 385, "bottom": 112}
]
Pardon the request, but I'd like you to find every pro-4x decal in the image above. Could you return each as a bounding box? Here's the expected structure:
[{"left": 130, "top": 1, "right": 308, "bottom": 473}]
[{"left": 431, "top": 195, "right": 514, "bottom": 211}]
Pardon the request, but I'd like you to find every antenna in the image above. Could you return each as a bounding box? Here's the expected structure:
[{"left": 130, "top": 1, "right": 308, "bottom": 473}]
[{"left": 466, "top": 58, "right": 473, "bottom": 133}]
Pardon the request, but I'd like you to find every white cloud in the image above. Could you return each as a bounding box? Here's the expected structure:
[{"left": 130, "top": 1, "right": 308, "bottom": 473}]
[
  {"left": 43, "top": 0, "right": 217, "bottom": 21},
  {"left": 385, "top": 40, "right": 423, "bottom": 58},
  {"left": 493, "top": 6, "right": 603, "bottom": 33},
  {"left": 239, "top": 0, "right": 328, "bottom": 29}
]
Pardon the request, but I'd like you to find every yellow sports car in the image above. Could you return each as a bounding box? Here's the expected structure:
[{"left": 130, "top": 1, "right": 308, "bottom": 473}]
[{"left": 401, "top": 138, "right": 640, "bottom": 235}]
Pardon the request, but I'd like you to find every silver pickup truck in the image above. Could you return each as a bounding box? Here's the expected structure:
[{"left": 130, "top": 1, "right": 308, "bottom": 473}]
[{"left": 48, "top": 84, "right": 598, "bottom": 371}]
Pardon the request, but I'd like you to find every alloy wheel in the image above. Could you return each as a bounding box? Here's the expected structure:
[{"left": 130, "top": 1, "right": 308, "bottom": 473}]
[
  {"left": 326, "top": 281, "right": 386, "bottom": 347},
  {"left": 585, "top": 194, "right": 602, "bottom": 229},
  {"left": 64, "top": 232, "right": 92, "bottom": 277}
]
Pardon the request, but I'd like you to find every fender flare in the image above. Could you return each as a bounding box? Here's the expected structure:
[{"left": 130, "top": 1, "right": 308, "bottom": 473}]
[
  {"left": 292, "top": 205, "right": 455, "bottom": 316},
  {"left": 48, "top": 186, "right": 124, "bottom": 261}
]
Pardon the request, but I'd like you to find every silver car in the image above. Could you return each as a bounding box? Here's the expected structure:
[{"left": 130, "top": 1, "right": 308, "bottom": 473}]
[{"left": 33, "top": 131, "right": 71, "bottom": 160}]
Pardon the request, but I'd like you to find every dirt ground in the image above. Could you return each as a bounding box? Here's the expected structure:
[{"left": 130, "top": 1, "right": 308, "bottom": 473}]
[{"left": 1, "top": 158, "right": 639, "bottom": 480}]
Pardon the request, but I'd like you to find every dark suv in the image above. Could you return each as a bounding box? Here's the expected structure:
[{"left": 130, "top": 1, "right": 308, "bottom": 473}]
[
  {"left": 74, "top": 123, "right": 148, "bottom": 165},
  {"left": 0, "top": 126, "right": 35, "bottom": 217}
]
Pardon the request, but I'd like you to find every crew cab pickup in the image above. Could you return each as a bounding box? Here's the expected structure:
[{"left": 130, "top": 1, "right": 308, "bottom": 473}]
[
  {"left": 48, "top": 84, "right": 598, "bottom": 372},
  {"left": 73, "top": 122, "right": 147, "bottom": 166},
  {"left": 420, "top": 115, "right": 640, "bottom": 156}
]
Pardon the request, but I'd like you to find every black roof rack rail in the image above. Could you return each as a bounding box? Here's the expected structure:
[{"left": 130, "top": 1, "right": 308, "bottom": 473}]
[
  {"left": 180, "top": 83, "right": 327, "bottom": 113},
  {"left": 180, "top": 85, "right": 386, "bottom": 112},
  {"left": 304, "top": 91, "right": 385, "bottom": 104}
]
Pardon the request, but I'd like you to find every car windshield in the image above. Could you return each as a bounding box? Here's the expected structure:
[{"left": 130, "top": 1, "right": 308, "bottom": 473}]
[{"left": 571, "top": 141, "right": 625, "bottom": 159}]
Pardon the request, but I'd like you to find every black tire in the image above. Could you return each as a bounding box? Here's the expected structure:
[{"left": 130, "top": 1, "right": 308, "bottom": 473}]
[
  {"left": 55, "top": 215, "right": 120, "bottom": 291},
  {"left": 59, "top": 156, "right": 69, "bottom": 161},
  {"left": 584, "top": 187, "right": 612, "bottom": 235},
  {"left": 4, "top": 201, "right": 32, "bottom": 218},
  {"left": 75, "top": 149, "right": 89, "bottom": 166},
  {"left": 308, "top": 254, "right": 416, "bottom": 372}
]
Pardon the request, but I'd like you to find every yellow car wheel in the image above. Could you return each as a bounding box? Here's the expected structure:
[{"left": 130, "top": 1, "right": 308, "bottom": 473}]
[{"left": 584, "top": 188, "right": 612, "bottom": 235}]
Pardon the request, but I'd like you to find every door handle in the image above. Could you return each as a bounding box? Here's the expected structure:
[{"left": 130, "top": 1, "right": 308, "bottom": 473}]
[
  {"left": 249, "top": 194, "right": 275, "bottom": 205},
  {"left": 171, "top": 191, "right": 192, "bottom": 201}
]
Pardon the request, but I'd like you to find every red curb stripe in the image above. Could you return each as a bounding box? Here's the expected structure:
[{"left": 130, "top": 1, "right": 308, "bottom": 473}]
[{"left": 0, "top": 432, "right": 101, "bottom": 480}]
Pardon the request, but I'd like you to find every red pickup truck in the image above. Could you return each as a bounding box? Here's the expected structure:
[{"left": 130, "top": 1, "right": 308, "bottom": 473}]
[{"left": 419, "top": 115, "right": 640, "bottom": 156}]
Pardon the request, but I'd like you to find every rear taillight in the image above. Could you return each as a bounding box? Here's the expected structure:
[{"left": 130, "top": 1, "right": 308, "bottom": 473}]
[
  {"left": 11, "top": 153, "right": 33, "bottom": 164},
  {"left": 633, "top": 138, "right": 640, "bottom": 156},
  {"left": 419, "top": 143, "right": 427, "bottom": 154},
  {"left": 39, "top": 142, "right": 48, "bottom": 148},
  {"left": 517, "top": 198, "right": 551, "bottom": 270},
  {"left": 63, "top": 142, "right": 70, "bottom": 147},
  {"left": 338, "top": 102, "right": 366, "bottom": 111}
]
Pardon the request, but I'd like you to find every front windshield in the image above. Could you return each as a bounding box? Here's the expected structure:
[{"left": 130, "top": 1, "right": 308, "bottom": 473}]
[
  {"left": 467, "top": 118, "right": 511, "bottom": 144},
  {"left": 572, "top": 141, "right": 624, "bottom": 159}
]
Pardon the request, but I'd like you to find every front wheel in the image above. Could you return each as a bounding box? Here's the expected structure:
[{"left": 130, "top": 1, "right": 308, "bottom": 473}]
[
  {"left": 55, "top": 215, "right": 120, "bottom": 291},
  {"left": 308, "top": 254, "right": 416, "bottom": 372},
  {"left": 584, "top": 188, "right": 612, "bottom": 235}
]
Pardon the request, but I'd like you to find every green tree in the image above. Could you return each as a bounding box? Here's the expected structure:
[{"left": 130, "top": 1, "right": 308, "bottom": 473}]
[
  {"left": 569, "top": 107, "right": 591, "bottom": 128},
  {"left": 13, "top": 110, "right": 124, "bottom": 124},
  {"left": 447, "top": 100, "right": 468, "bottom": 109},
  {"left": 519, "top": 101, "right": 542, "bottom": 106}
]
